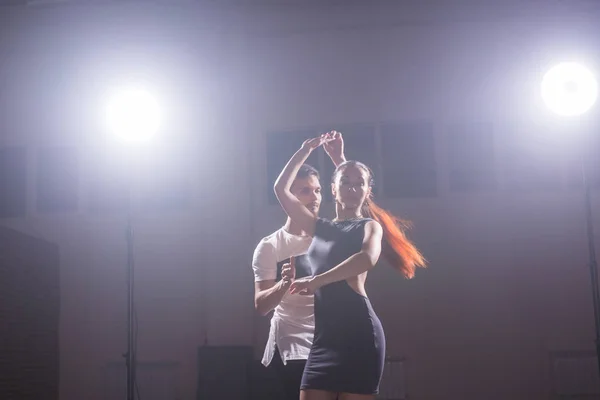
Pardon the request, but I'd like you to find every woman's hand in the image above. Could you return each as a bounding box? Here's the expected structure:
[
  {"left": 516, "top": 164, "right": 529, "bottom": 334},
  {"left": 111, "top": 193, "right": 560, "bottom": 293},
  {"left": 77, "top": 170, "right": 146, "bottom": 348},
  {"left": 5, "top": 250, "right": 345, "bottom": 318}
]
[
  {"left": 289, "top": 276, "right": 324, "bottom": 295},
  {"left": 323, "top": 131, "right": 344, "bottom": 164}
]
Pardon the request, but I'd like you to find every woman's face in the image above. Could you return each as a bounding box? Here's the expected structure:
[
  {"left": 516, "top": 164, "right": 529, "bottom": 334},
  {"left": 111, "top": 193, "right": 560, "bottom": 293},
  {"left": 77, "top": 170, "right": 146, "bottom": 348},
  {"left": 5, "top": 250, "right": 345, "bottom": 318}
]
[{"left": 332, "top": 164, "right": 371, "bottom": 210}]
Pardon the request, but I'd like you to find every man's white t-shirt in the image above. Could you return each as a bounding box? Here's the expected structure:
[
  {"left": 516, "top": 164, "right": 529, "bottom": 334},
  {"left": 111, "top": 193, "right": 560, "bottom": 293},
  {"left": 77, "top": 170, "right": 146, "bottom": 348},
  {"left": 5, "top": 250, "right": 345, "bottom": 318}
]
[{"left": 252, "top": 227, "right": 314, "bottom": 366}]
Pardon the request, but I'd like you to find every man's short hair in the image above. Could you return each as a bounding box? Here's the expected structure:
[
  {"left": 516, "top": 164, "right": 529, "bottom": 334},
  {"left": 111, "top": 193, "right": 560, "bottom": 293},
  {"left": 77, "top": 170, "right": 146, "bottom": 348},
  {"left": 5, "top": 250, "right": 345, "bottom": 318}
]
[{"left": 296, "top": 164, "right": 320, "bottom": 180}]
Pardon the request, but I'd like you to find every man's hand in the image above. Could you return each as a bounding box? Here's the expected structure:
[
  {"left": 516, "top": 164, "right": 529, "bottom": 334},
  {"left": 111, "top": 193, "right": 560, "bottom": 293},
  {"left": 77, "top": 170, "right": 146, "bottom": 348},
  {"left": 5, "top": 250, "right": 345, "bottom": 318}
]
[
  {"left": 300, "top": 135, "right": 327, "bottom": 154},
  {"left": 281, "top": 256, "right": 296, "bottom": 285},
  {"left": 323, "top": 131, "right": 346, "bottom": 166}
]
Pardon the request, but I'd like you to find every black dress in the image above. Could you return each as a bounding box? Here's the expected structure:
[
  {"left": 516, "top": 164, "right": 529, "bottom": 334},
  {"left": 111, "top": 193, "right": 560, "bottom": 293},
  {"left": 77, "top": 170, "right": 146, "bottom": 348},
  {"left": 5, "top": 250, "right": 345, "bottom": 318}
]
[{"left": 300, "top": 218, "right": 386, "bottom": 395}]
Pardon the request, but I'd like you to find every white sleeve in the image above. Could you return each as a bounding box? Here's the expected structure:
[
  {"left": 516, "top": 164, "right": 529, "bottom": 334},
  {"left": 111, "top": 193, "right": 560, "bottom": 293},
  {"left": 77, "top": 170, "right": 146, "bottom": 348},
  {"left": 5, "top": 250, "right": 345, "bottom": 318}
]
[{"left": 252, "top": 241, "right": 277, "bottom": 282}]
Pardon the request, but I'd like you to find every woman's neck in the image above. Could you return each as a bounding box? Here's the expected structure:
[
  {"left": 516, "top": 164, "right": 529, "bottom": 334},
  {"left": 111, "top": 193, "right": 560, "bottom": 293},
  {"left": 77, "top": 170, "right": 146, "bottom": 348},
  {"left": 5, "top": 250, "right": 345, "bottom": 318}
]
[{"left": 334, "top": 203, "right": 363, "bottom": 221}]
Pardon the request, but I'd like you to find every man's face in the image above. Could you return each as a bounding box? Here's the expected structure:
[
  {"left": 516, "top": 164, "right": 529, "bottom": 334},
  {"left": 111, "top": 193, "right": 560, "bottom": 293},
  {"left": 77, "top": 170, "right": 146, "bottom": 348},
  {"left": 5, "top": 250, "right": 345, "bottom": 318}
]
[{"left": 290, "top": 175, "right": 322, "bottom": 216}]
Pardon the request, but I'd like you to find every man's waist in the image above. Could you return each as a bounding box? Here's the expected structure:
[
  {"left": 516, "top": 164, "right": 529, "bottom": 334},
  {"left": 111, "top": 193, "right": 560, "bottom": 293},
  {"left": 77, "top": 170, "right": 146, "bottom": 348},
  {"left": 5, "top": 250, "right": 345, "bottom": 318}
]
[
  {"left": 275, "top": 299, "right": 313, "bottom": 314},
  {"left": 272, "top": 311, "right": 314, "bottom": 328}
]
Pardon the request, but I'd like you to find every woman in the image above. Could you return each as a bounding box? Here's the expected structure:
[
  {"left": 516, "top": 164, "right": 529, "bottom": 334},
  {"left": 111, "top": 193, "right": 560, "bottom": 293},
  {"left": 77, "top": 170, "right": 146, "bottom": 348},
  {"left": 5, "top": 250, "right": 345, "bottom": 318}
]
[{"left": 274, "top": 132, "right": 426, "bottom": 400}]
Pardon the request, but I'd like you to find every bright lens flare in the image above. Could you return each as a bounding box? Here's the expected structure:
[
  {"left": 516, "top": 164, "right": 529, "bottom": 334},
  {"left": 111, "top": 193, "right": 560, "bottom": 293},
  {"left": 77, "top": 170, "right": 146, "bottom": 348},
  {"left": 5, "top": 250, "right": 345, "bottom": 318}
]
[
  {"left": 541, "top": 62, "right": 598, "bottom": 117},
  {"left": 106, "top": 88, "right": 161, "bottom": 142}
]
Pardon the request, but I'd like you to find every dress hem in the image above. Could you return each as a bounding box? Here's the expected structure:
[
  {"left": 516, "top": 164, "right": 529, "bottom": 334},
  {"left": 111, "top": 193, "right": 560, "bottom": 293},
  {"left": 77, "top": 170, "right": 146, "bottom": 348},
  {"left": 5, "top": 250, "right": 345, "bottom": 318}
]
[{"left": 300, "top": 385, "right": 379, "bottom": 396}]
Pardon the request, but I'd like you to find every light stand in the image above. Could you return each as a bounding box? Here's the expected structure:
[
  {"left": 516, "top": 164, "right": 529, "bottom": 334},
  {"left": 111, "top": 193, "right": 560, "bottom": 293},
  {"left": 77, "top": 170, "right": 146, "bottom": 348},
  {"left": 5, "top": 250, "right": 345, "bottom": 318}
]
[
  {"left": 541, "top": 61, "right": 599, "bottom": 378},
  {"left": 124, "top": 182, "right": 136, "bottom": 400},
  {"left": 105, "top": 85, "right": 161, "bottom": 400},
  {"left": 581, "top": 155, "right": 600, "bottom": 376}
]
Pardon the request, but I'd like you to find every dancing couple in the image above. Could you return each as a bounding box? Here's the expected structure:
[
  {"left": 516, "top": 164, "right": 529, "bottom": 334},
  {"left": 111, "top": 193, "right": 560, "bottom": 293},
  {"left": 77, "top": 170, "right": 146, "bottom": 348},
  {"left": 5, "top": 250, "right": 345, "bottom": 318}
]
[{"left": 252, "top": 131, "right": 425, "bottom": 400}]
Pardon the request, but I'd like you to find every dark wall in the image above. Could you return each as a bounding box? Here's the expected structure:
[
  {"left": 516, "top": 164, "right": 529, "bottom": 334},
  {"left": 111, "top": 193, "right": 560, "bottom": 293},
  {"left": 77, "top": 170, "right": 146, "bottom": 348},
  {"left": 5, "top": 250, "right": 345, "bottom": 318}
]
[{"left": 0, "top": 226, "right": 60, "bottom": 400}]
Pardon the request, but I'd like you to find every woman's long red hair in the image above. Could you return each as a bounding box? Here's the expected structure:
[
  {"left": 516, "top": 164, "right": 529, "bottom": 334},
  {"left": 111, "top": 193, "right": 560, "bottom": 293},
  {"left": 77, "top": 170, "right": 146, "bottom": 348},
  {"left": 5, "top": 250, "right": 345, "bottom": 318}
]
[
  {"left": 363, "top": 198, "right": 426, "bottom": 278},
  {"left": 336, "top": 161, "right": 426, "bottom": 278}
]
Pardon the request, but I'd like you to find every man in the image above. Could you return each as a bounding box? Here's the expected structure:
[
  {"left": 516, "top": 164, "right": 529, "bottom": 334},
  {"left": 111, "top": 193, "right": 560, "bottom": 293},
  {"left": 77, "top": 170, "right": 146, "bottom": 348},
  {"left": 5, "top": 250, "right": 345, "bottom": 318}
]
[{"left": 252, "top": 132, "right": 345, "bottom": 400}]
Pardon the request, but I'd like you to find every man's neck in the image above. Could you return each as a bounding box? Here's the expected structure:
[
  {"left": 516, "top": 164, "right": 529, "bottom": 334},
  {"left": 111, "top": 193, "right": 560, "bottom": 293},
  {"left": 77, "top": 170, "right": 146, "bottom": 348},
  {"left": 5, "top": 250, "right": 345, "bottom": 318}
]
[{"left": 284, "top": 217, "right": 307, "bottom": 236}]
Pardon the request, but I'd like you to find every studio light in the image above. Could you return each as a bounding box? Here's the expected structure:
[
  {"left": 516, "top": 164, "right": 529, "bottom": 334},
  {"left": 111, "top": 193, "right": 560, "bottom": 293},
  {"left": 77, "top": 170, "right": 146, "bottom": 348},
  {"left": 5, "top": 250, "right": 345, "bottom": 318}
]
[
  {"left": 541, "top": 62, "right": 597, "bottom": 117},
  {"left": 106, "top": 87, "right": 161, "bottom": 143}
]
